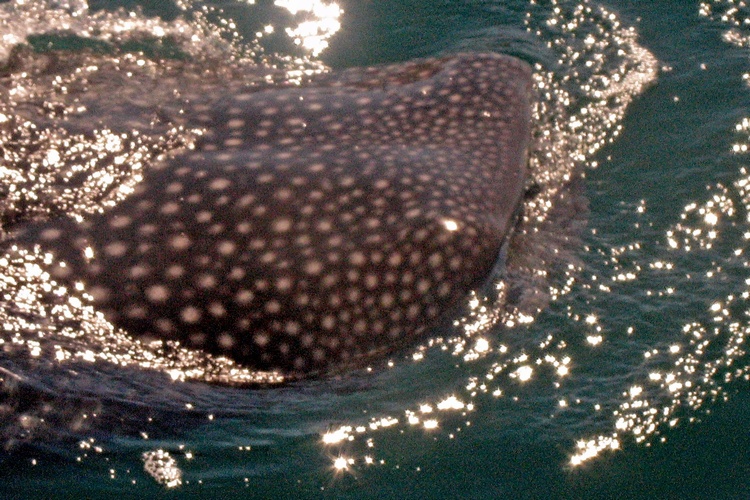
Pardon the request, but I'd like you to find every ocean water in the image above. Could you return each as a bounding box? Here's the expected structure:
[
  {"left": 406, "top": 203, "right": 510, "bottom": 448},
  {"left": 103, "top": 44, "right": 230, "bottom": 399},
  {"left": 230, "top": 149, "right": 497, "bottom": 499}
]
[{"left": 0, "top": 0, "right": 749, "bottom": 498}]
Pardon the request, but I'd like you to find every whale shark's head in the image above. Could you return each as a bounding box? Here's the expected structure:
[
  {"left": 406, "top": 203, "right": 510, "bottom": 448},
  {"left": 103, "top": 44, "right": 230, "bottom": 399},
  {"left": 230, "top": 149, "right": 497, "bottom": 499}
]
[{"left": 13, "top": 53, "right": 533, "bottom": 380}]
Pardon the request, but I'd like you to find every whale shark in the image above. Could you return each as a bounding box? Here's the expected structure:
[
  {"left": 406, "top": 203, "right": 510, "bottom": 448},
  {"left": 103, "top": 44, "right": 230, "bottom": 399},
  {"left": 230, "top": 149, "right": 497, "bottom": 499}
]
[{"left": 9, "top": 52, "right": 533, "bottom": 380}]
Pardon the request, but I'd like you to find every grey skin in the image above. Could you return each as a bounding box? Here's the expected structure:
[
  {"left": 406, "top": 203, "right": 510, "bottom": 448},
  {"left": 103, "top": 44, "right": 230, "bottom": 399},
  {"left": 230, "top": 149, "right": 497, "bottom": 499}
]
[{"left": 11, "top": 53, "right": 533, "bottom": 379}]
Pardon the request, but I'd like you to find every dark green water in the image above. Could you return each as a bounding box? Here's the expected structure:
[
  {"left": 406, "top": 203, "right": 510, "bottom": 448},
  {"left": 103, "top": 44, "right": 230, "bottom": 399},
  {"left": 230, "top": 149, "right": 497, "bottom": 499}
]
[{"left": 1, "top": 0, "right": 750, "bottom": 498}]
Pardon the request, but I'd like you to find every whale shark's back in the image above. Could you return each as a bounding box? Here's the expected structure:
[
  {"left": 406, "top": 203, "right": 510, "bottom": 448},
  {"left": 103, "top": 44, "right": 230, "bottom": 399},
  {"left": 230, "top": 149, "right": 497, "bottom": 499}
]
[{"left": 10, "top": 53, "right": 533, "bottom": 379}]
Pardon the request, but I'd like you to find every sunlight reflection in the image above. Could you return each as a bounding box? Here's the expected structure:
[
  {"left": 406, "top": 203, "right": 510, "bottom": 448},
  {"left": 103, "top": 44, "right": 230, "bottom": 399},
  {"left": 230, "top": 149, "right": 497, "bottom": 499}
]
[
  {"left": 423, "top": 420, "right": 439, "bottom": 430},
  {"left": 275, "top": 0, "right": 342, "bottom": 56},
  {"left": 514, "top": 365, "right": 534, "bottom": 382},
  {"left": 442, "top": 219, "right": 459, "bottom": 231},
  {"left": 322, "top": 426, "right": 353, "bottom": 445},
  {"left": 436, "top": 396, "right": 467, "bottom": 411},
  {"left": 332, "top": 456, "right": 354, "bottom": 471},
  {"left": 142, "top": 450, "right": 182, "bottom": 488}
]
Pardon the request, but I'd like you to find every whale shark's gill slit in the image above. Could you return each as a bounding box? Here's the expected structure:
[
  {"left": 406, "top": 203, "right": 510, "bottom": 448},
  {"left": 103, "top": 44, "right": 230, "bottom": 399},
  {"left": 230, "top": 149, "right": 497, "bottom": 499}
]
[{"left": 9, "top": 52, "right": 533, "bottom": 381}]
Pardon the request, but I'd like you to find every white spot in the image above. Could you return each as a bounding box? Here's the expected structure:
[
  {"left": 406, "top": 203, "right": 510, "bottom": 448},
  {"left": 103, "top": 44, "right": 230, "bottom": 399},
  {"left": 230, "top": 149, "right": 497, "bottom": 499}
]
[
  {"left": 194, "top": 211, "right": 212, "bottom": 223},
  {"left": 139, "top": 224, "right": 157, "bottom": 236},
  {"left": 227, "top": 118, "right": 245, "bottom": 129},
  {"left": 316, "top": 219, "right": 333, "bottom": 232},
  {"left": 236, "top": 222, "right": 252, "bottom": 234},
  {"left": 104, "top": 242, "right": 128, "bottom": 257},
  {"left": 235, "top": 289, "right": 254, "bottom": 304},
  {"left": 209, "top": 302, "right": 226, "bottom": 317},
  {"left": 349, "top": 251, "right": 367, "bottom": 266},
  {"left": 197, "top": 274, "right": 217, "bottom": 289},
  {"left": 304, "top": 260, "right": 323, "bottom": 275},
  {"left": 146, "top": 285, "right": 170, "bottom": 302},
  {"left": 236, "top": 194, "right": 256, "bottom": 207},
  {"left": 218, "top": 333, "right": 235, "bottom": 349},
  {"left": 410, "top": 251, "right": 423, "bottom": 264},
  {"left": 296, "top": 234, "right": 312, "bottom": 247},
  {"left": 166, "top": 182, "right": 183, "bottom": 194},
  {"left": 284, "top": 321, "right": 301, "bottom": 335},
  {"left": 407, "top": 304, "right": 420, "bottom": 319},
  {"left": 346, "top": 288, "right": 360, "bottom": 302},
  {"left": 275, "top": 277, "right": 293, "bottom": 292},
  {"left": 129, "top": 265, "right": 150, "bottom": 279},
  {"left": 126, "top": 305, "right": 147, "bottom": 319},
  {"left": 166, "top": 265, "right": 184, "bottom": 279},
  {"left": 260, "top": 251, "right": 278, "bottom": 264},
  {"left": 379, "top": 293, "right": 394, "bottom": 308},
  {"left": 156, "top": 319, "right": 175, "bottom": 333},
  {"left": 109, "top": 215, "right": 132, "bottom": 229},
  {"left": 428, "top": 253, "right": 443, "bottom": 268},
  {"left": 405, "top": 208, "right": 422, "bottom": 219},
  {"left": 254, "top": 333, "right": 270, "bottom": 347},
  {"left": 365, "top": 274, "right": 379, "bottom": 289},
  {"left": 136, "top": 199, "right": 154, "bottom": 211},
  {"left": 449, "top": 256, "right": 463, "bottom": 271},
  {"left": 229, "top": 267, "right": 246, "bottom": 280},
  {"left": 321, "top": 315, "right": 336, "bottom": 330},
  {"left": 272, "top": 218, "right": 293, "bottom": 233},
  {"left": 40, "top": 228, "right": 62, "bottom": 241},
  {"left": 322, "top": 274, "right": 338, "bottom": 287},
  {"left": 209, "top": 178, "right": 232, "bottom": 191},
  {"left": 286, "top": 117, "right": 306, "bottom": 128},
  {"left": 180, "top": 306, "right": 202, "bottom": 324},
  {"left": 89, "top": 286, "right": 111, "bottom": 302},
  {"left": 160, "top": 202, "right": 180, "bottom": 215},
  {"left": 437, "top": 282, "right": 451, "bottom": 297},
  {"left": 296, "top": 293, "right": 310, "bottom": 306},
  {"left": 364, "top": 218, "right": 380, "bottom": 229},
  {"left": 170, "top": 235, "right": 192, "bottom": 251},
  {"left": 217, "top": 241, "right": 237, "bottom": 255},
  {"left": 339, "top": 176, "right": 355, "bottom": 188},
  {"left": 274, "top": 187, "right": 293, "bottom": 201},
  {"left": 388, "top": 253, "right": 403, "bottom": 267},
  {"left": 265, "top": 300, "right": 282, "bottom": 314}
]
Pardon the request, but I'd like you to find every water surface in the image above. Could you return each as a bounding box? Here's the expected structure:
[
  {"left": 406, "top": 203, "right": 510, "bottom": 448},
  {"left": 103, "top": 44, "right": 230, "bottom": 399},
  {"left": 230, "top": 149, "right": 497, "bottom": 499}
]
[{"left": 1, "top": 0, "right": 749, "bottom": 498}]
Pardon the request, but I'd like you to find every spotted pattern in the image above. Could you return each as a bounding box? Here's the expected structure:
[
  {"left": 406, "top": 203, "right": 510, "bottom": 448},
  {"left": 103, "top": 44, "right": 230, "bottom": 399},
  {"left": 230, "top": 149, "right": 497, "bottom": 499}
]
[{"left": 13, "top": 53, "right": 533, "bottom": 378}]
